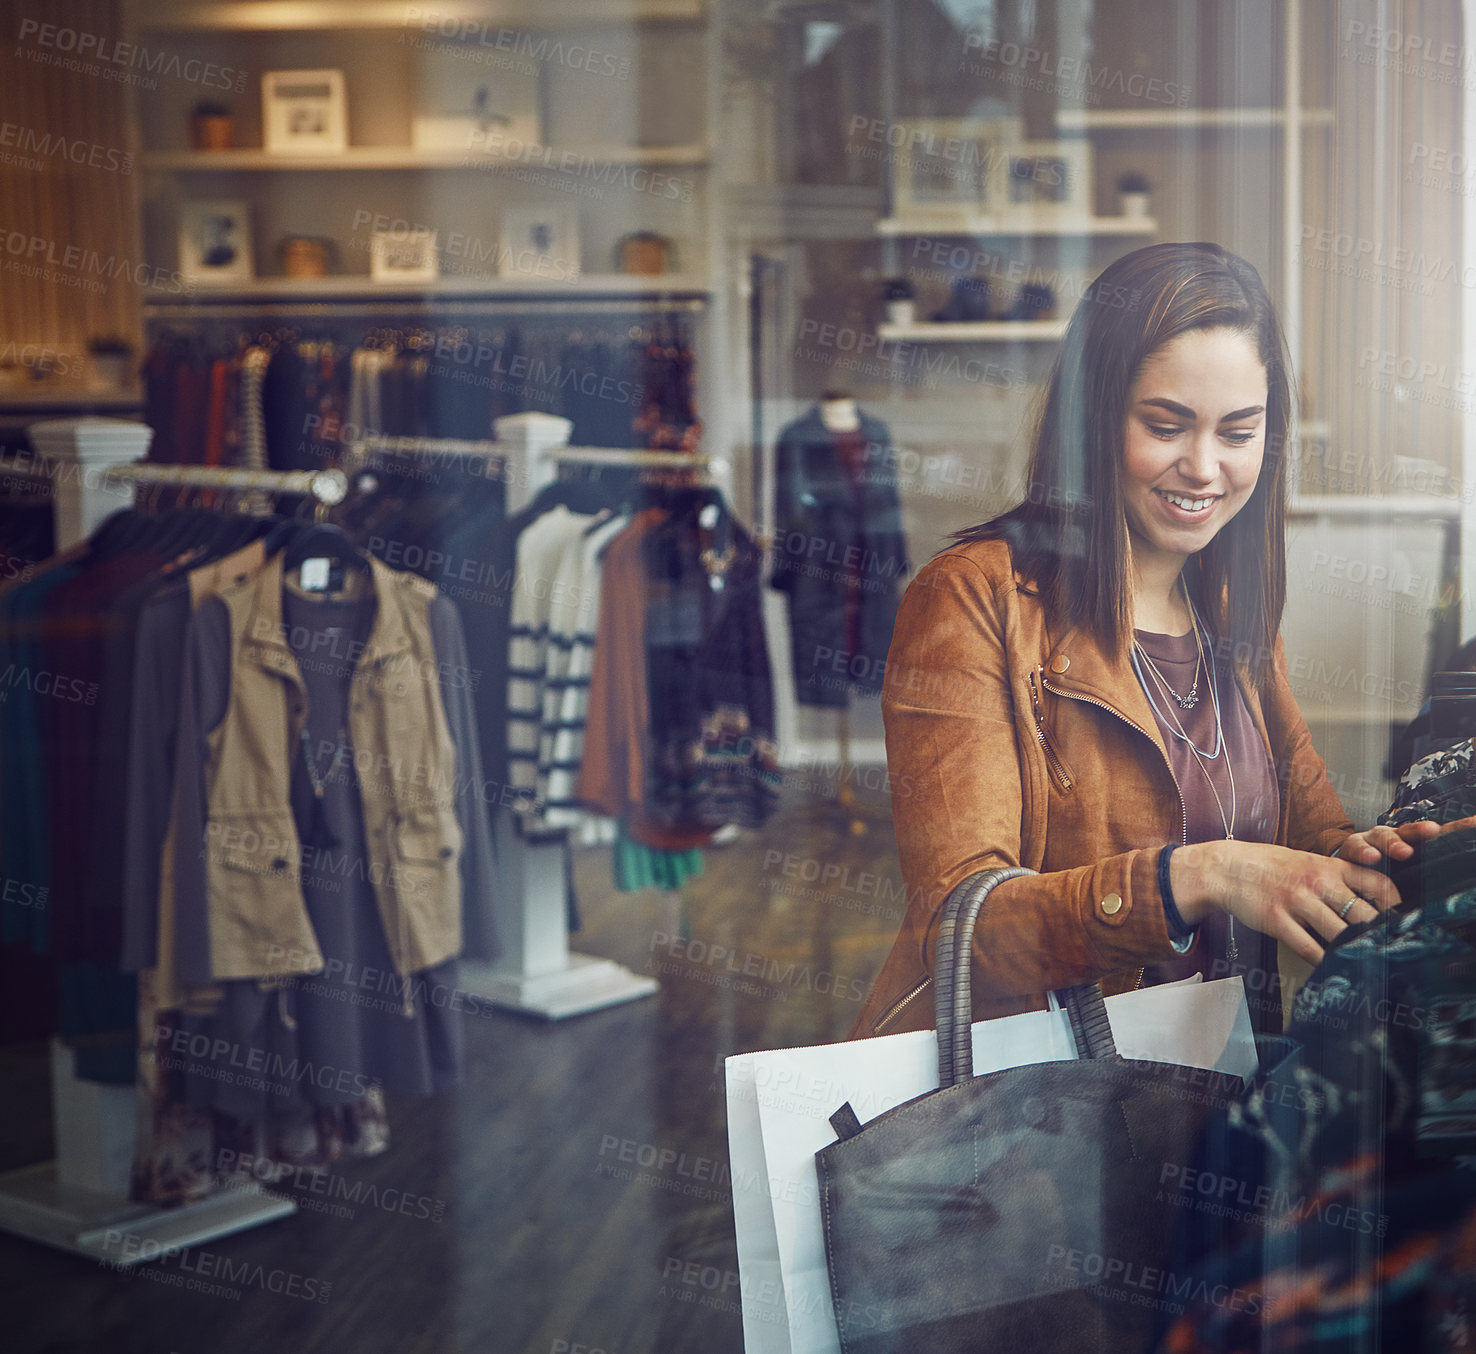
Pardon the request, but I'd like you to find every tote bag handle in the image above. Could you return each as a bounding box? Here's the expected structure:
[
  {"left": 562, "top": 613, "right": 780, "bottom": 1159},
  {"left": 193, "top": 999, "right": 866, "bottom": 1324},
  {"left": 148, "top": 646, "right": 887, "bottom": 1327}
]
[{"left": 934, "top": 867, "right": 1118, "bottom": 1089}]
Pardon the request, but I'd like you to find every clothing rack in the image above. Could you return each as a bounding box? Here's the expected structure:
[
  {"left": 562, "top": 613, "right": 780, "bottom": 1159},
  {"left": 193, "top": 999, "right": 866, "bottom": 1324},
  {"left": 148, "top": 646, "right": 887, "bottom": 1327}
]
[
  {"left": 546, "top": 445, "right": 734, "bottom": 503},
  {"left": 0, "top": 419, "right": 311, "bottom": 1266},
  {"left": 370, "top": 421, "right": 678, "bottom": 1018},
  {"left": 104, "top": 462, "right": 350, "bottom": 504},
  {"left": 344, "top": 435, "right": 507, "bottom": 486}
]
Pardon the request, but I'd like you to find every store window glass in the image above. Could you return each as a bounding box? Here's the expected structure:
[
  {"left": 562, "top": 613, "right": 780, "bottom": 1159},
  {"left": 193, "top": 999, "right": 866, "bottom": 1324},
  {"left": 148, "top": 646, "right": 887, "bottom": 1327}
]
[{"left": 1, "top": 1, "right": 1474, "bottom": 1351}]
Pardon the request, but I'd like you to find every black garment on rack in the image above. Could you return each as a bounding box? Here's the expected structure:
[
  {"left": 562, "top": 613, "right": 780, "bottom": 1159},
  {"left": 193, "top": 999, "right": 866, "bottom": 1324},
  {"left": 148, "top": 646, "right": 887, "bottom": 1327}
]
[{"left": 640, "top": 495, "right": 780, "bottom": 831}]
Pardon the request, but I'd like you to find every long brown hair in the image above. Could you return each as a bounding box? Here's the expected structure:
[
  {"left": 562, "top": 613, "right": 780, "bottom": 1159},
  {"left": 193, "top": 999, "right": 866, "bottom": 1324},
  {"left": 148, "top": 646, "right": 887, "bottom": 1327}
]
[{"left": 954, "top": 241, "right": 1292, "bottom": 695}]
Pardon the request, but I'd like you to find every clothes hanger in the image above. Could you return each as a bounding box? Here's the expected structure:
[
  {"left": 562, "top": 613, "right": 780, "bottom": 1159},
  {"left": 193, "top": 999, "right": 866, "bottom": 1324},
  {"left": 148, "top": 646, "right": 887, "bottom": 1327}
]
[
  {"left": 87, "top": 506, "right": 147, "bottom": 560},
  {"left": 260, "top": 516, "right": 313, "bottom": 557},
  {"left": 281, "top": 520, "right": 370, "bottom": 577}
]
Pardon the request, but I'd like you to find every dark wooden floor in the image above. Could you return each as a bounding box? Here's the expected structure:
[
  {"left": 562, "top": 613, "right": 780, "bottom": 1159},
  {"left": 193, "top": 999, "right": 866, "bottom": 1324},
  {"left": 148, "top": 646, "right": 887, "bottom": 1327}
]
[{"left": 2, "top": 782, "right": 904, "bottom": 1354}]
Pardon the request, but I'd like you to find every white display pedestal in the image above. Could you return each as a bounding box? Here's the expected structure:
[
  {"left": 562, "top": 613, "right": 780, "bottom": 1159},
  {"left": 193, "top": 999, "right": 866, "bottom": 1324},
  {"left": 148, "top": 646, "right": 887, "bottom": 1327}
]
[{"left": 463, "top": 413, "right": 659, "bottom": 1020}]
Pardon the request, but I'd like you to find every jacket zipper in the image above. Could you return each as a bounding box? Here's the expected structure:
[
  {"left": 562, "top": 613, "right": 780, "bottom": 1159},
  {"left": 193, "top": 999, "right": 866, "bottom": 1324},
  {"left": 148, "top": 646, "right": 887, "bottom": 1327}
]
[
  {"left": 1040, "top": 676, "right": 1182, "bottom": 994},
  {"left": 1028, "top": 667, "right": 1074, "bottom": 793},
  {"left": 872, "top": 975, "right": 931, "bottom": 1034},
  {"left": 1039, "top": 675, "right": 1188, "bottom": 846}
]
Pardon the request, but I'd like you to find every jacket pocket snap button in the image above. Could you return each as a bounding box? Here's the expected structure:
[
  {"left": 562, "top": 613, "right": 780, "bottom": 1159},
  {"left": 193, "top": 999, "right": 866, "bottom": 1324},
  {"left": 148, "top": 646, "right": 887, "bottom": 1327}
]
[
  {"left": 1099, "top": 892, "right": 1123, "bottom": 915},
  {"left": 1049, "top": 654, "right": 1070, "bottom": 674}
]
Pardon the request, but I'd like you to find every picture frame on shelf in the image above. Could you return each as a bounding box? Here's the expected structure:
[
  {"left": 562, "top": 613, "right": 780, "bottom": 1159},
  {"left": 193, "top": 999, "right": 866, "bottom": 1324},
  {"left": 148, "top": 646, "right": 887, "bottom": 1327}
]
[
  {"left": 370, "top": 229, "right": 439, "bottom": 284},
  {"left": 178, "top": 199, "right": 253, "bottom": 285},
  {"left": 498, "top": 206, "right": 580, "bottom": 282},
  {"left": 411, "top": 41, "right": 542, "bottom": 153},
  {"left": 889, "top": 117, "right": 1022, "bottom": 224},
  {"left": 1001, "top": 140, "right": 1092, "bottom": 221},
  {"left": 262, "top": 69, "right": 348, "bottom": 155}
]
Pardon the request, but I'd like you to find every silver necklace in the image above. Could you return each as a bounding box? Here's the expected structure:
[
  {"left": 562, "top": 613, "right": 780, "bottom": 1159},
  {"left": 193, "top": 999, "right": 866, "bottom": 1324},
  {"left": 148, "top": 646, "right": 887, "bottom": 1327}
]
[
  {"left": 1134, "top": 581, "right": 1205, "bottom": 709},
  {"left": 1133, "top": 601, "right": 1240, "bottom": 960}
]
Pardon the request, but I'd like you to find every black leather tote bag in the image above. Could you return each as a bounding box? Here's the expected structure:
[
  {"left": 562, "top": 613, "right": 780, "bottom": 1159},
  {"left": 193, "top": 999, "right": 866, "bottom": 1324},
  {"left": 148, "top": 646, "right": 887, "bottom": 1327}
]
[{"left": 815, "top": 867, "right": 1244, "bottom": 1354}]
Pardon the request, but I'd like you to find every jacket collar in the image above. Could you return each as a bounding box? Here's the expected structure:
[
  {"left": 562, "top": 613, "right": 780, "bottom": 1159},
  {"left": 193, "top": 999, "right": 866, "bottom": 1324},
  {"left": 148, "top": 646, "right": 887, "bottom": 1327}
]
[
  {"left": 238, "top": 552, "right": 414, "bottom": 683},
  {"left": 1037, "top": 609, "right": 1274, "bottom": 769}
]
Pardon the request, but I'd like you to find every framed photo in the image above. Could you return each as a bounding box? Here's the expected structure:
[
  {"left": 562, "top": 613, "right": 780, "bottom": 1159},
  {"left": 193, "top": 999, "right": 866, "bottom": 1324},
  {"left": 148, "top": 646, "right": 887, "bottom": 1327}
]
[
  {"left": 262, "top": 69, "right": 348, "bottom": 155},
  {"left": 178, "top": 199, "right": 253, "bottom": 285},
  {"left": 889, "top": 117, "right": 1022, "bottom": 221},
  {"left": 1002, "top": 140, "right": 1092, "bottom": 220},
  {"left": 410, "top": 40, "right": 542, "bottom": 153},
  {"left": 499, "top": 206, "right": 580, "bottom": 282},
  {"left": 370, "top": 229, "right": 439, "bottom": 283}
]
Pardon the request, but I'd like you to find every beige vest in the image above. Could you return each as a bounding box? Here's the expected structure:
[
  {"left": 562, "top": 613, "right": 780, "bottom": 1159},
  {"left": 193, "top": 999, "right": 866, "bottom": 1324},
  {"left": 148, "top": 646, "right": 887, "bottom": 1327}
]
[{"left": 202, "top": 553, "right": 463, "bottom": 982}]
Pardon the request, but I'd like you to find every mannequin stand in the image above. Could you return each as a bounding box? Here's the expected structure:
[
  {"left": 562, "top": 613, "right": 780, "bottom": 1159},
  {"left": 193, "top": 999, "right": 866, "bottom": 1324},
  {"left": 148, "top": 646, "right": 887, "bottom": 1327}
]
[{"left": 833, "top": 707, "right": 867, "bottom": 836}]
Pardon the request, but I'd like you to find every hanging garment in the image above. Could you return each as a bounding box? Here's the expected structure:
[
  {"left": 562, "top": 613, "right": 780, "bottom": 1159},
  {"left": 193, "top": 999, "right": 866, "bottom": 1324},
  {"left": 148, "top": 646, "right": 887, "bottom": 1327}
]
[
  {"left": 576, "top": 508, "right": 713, "bottom": 853},
  {"left": 120, "top": 538, "right": 269, "bottom": 983},
  {"left": 613, "top": 826, "right": 704, "bottom": 892},
  {"left": 506, "top": 505, "right": 598, "bottom": 828},
  {"left": 632, "top": 327, "right": 701, "bottom": 452},
  {"left": 203, "top": 357, "right": 229, "bottom": 467},
  {"left": 640, "top": 501, "right": 781, "bottom": 832},
  {"left": 112, "top": 530, "right": 432, "bottom": 1200},
  {"left": 539, "top": 511, "right": 629, "bottom": 832},
  {"left": 168, "top": 553, "right": 491, "bottom": 986},
  {"left": 172, "top": 354, "right": 210, "bottom": 465},
  {"left": 769, "top": 405, "right": 909, "bottom": 707},
  {"left": 238, "top": 345, "right": 272, "bottom": 471},
  {"left": 165, "top": 581, "right": 466, "bottom": 1125}
]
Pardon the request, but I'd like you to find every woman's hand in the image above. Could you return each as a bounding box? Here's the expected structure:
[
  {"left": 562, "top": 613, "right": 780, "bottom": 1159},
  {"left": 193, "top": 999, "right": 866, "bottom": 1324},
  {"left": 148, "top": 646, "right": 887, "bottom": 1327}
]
[
  {"left": 1169, "top": 839, "right": 1404, "bottom": 966},
  {"left": 1333, "top": 814, "right": 1476, "bottom": 867}
]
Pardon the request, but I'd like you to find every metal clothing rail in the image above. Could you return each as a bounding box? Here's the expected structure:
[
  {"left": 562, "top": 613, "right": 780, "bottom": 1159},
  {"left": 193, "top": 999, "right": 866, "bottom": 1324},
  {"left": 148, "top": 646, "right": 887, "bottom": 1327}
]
[
  {"left": 345, "top": 435, "right": 508, "bottom": 475},
  {"left": 103, "top": 462, "right": 350, "bottom": 504},
  {"left": 545, "top": 446, "right": 721, "bottom": 469}
]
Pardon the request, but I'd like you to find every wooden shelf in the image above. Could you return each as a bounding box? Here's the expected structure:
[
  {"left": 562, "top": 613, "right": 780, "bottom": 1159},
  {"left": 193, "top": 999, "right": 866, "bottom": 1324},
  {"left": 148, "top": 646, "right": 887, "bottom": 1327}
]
[
  {"left": 876, "top": 216, "right": 1157, "bottom": 238},
  {"left": 0, "top": 389, "right": 144, "bottom": 411},
  {"left": 143, "top": 274, "right": 712, "bottom": 304},
  {"left": 141, "top": 145, "right": 710, "bottom": 172},
  {"left": 1057, "top": 107, "right": 1336, "bottom": 130},
  {"left": 877, "top": 319, "right": 1068, "bottom": 342},
  {"left": 131, "top": 0, "right": 704, "bottom": 30}
]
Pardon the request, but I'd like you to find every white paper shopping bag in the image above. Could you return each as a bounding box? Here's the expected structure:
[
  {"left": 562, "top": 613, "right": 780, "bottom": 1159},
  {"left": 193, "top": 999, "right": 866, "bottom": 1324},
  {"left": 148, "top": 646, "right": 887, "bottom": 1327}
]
[{"left": 725, "top": 975, "right": 1256, "bottom": 1354}]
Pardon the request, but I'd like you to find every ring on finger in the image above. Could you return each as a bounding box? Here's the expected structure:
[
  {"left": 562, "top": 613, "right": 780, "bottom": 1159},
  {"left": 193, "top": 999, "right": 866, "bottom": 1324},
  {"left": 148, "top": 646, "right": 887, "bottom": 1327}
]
[{"left": 1337, "top": 896, "right": 1360, "bottom": 921}]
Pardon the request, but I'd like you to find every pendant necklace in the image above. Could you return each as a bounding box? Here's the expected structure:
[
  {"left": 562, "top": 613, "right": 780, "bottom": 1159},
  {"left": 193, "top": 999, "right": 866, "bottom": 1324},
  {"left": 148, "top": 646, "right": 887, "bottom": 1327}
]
[{"left": 1133, "top": 594, "right": 1239, "bottom": 961}]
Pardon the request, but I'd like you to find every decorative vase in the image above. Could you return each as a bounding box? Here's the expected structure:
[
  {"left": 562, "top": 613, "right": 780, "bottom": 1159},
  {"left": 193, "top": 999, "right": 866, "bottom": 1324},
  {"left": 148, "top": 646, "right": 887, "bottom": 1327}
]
[
  {"left": 1118, "top": 191, "right": 1150, "bottom": 217},
  {"left": 191, "top": 115, "right": 234, "bottom": 151},
  {"left": 885, "top": 299, "right": 915, "bottom": 326}
]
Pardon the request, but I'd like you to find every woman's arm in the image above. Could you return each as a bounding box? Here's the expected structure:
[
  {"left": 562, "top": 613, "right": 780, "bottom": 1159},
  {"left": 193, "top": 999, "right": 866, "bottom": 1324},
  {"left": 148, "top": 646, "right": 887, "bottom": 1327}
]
[{"left": 882, "top": 553, "right": 1185, "bottom": 1000}]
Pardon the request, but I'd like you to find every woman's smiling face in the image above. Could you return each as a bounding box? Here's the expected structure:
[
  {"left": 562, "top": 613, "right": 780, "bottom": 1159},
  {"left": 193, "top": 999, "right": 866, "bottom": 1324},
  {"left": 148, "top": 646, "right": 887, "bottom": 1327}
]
[{"left": 1120, "top": 326, "right": 1269, "bottom": 574}]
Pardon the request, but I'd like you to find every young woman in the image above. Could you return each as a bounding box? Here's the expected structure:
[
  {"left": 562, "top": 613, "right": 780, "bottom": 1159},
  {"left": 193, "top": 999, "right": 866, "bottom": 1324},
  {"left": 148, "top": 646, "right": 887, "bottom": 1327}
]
[{"left": 852, "top": 241, "right": 1471, "bottom": 1039}]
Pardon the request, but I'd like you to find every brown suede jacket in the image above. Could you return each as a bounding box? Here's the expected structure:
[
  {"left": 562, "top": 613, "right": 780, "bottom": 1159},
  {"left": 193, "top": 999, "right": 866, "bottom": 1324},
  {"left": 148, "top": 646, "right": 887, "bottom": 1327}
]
[{"left": 850, "top": 538, "right": 1355, "bottom": 1039}]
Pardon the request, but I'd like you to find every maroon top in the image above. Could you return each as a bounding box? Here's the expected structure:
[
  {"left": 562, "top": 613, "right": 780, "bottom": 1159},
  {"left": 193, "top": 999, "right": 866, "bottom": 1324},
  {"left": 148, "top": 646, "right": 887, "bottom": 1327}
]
[
  {"left": 1132, "top": 625, "right": 1280, "bottom": 846},
  {"left": 1134, "top": 624, "right": 1282, "bottom": 994}
]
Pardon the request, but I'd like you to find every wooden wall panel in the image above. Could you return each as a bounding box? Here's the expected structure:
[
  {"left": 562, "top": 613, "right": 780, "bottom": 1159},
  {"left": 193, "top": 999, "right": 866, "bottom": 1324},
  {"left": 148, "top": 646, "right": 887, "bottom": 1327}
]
[{"left": 0, "top": 0, "right": 142, "bottom": 376}]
